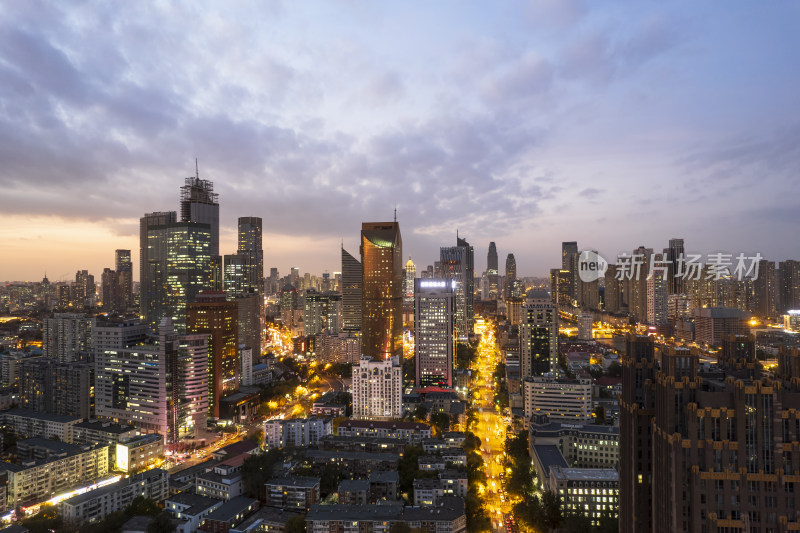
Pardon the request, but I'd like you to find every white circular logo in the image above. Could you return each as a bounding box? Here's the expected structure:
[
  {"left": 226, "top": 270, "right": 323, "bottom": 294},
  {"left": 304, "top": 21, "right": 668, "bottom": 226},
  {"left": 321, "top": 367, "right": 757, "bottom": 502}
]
[{"left": 578, "top": 250, "right": 608, "bottom": 283}]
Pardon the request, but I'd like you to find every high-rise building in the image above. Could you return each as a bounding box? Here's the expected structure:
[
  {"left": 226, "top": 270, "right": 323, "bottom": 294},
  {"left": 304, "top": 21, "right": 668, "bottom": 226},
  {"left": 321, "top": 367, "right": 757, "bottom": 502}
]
[
  {"left": 604, "top": 264, "right": 621, "bottom": 313},
  {"left": 142, "top": 218, "right": 213, "bottom": 332},
  {"left": 360, "top": 222, "right": 403, "bottom": 360},
  {"left": 619, "top": 335, "right": 656, "bottom": 533},
  {"left": 549, "top": 269, "right": 572, "bottom": 309},
  {"left": 664, "top": 238, "right": 684, "bottom": 295},
  {"left": 487, "top": 242, "right": 499, "bottom": 300},
  {"left": 43, "top": 313, "right": 95, "bottom": 363},
  {"left": 505, "top": 254, "right": 517, "bottom": 300},
  {"left": 237, "top": 217, "right": 264, "bottom": 297},
  {"left": 180, "top": 175, "right": 219, "bottom": 258},
  {"left": 778, "top": 259, "right": 800, "bottom": 313},
  {"left": 19, "top": 358, "right": 91, "bottom": 419},
  {"left": 753, "top": 259, "right": 777, "bottom": 317},
  {"left": 352, "top": 356, "right": 402, "bottom": 420},
  {"left": 140, "top": 211, "right": 177, "bottom": 326},
  {"left": 186, "top": 292, "right": 238, "bottom": 418},
  {"left": 341, "top": 248, "right": 362, "bottom": 332},
  {"left": 622, "top": 335, "right": 800, "bottom": 533},
  {"left": 223, "top": 255, "right": 247, "bottom": 299},
  {"left": 440, "top": 236, "right": 474, "bottom": 339},
  {"left": 236, "top": 293, "right": 261, "bottom": 358},
  {"left": 629, "top": 246, "right": 653, "bottom": 323},
  {"left": 519, "top": 290, "right": 558, "bottom": 378},
  {"left": 403, "top": 257, "right": 416, "bottom": 303},
  {"left": 95, "top": 318, "right": 208, "bottom": 442},
  {"left": 414, "top": 279, "right": 455, "bottom": 388},
  {"left": 115, "top": 249, "right": 133, "bottom": 310},
  {"left": 101, "top": 267, "right": 122, "bottom": 314},
  {"left": 561, "top": 241, "right": 578, "bottom": 302},
  {"left": 646, "top": 252, "right": 668, "bottom": 326}
]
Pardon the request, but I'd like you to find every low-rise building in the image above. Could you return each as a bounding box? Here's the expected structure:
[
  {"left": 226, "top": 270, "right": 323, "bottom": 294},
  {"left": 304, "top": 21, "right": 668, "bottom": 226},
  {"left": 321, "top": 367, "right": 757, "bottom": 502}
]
[
  {"left": 337, "top": 479, "right": 369, "bottom": 505},
  {"left": 302, "top": 450, "right": 399, "bottom": 477},
  {"left": 369, "top": 470, "right": 399, "bottom": 502},
  {"left": 200, "top": 496, "right": 259, "bottom": 533},
  {"left": 264, "top": 477, "right": 320, "bottom": 510},
  {"left": 522, "top": 377, "right": 592, "bottom": 425},
  {"left": 438, "top": 470, "right": 467, "bottom": 498},
  {"left": 116, "top": 434, "right": 164, "bottom": 473},
  {"left": 263, "top": 418, "right": 332, "bottom": 448},
  {"left": 336, "top": 420, "right": 432, "bottom": 442},
  {"left": 58, "top": 468, "right": 169, "bottom": 526},
  {"left": 528, "top": 416, "right": 619, "bottom": 469},
  {"left": 165, "top": 491, "right": 223, "bottom": 533},
  {"left": 72, "top": 419, "right": 139, "bottom": 448},
  {"left": 548, "top": 467, "right": 619, "bottom": 526},
  {"left": 1, "top": 443, "right": 109, "bottom": 508},
  {"left": 305, "top": 496, "right": 465, "bottom": 533},
  {"left": 196, "top": 461, "right": 246, "bottom": 501},
  {"left": 229, "top": 506, "right": 302, "bottom": 533}
]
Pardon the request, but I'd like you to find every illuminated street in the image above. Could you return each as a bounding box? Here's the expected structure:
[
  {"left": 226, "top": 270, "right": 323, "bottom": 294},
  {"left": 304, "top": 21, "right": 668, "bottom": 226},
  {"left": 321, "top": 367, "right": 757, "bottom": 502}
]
[{"left": 471, "top": 319, "right": 515, "bottom": 532}]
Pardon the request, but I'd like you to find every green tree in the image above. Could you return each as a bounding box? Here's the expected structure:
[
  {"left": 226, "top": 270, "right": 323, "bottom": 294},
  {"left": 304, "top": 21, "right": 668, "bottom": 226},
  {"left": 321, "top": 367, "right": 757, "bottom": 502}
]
[
  {"left": 462, "top": 432, "right": 481, "bottom": 454},
  {"left": 390, "top": 522, "right": 412, "bottom": 533},
  {"left": 607, "top": 361, "right": 622, "bottom": 377},
  {"left": 242, "top": 449, "right": 284, "bottom": 500},
  {"left": 285, "top": 514, "right": 307, "bottom": 533},
  {"left": 430, "top": 412, "right": 451, "bottom": 434},
  {"left": 593, "top": 404, "right": 606, "bottom": 424},
  {"left": 560, "top": 512, "right": 592, "bottom": 533},
  {"left": 398, "top": 445, "right": 426, "bottom": 494},
  {"left": 147, "top": 512, "right": 177, "bottom": 533},
  {"left": 125, "top": 495, "right": 162, "bottom": 517},
  {"left": 413, "top": 404, "right": 429, "bottom": 421}
]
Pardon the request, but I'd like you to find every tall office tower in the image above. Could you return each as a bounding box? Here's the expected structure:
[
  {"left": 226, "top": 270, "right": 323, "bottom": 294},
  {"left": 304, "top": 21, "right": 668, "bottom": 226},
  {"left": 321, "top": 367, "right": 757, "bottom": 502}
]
[
  {"left": 663, "top": 238, "right": 685, "bottom": 295},
  {"left": 115, "top": 249, "right": 133, "bottom": 310},
  {"left": 414, "top": 279, "right": 455, "bottom": 387},
  {"left": 43, "top": 313, "right": 95, "bottom": 363},
  {"left": 487, "top": 242, "right": 499, "bottom": 300},
  {"left": 629, "top": 246, "right": 653, "bottom": 322},
  {"left": 440, "top": 237, "right": 475, "bottom": 339},
  {"left": 505, "top": 253, "right": 517, "bottom": 300},
  {"left": 619, "top": 335, "right": 656, "bottom": 533},
  {"left": 267, "top": 268, "right": 280, "bottom": 295},
  {"left": 304, "top": 289, "right": 326, "bottom": 336},
  {"left": 753, "top": 259, "right": 777, "bottom": 317},
  {"left": 403, "top": 257, "right": 416, "bottom": 303},
  {"left": 549, "top": 269, "right": 572, "bottom": 309},
  {"left": 223, "top": 255, "right": 247, "bottom": 298},
  {"left": 142, "top": 217, "right": 213, "bottom": 332},
  {"left": 321, "top": 272, "right": 331, "bottom": 293},
  {"left": 187, "top": 292, "right": 238, "bottom": 418},
  {"left": 95, "top": 317, "right": 209, "bottom": 442},
  {"left": 646, "top": 252, "right": 668, "bottom": 325},
  {"left": 360, "top": 222, "right": 403, "bottom": 360},
  {"left": 778, "top": 259, "right": 800, "bottom": 313},
  {"left": 341, "top": 248, "right": 362, "bottom": 332},
  {"left": 604, "top": 264, "right": 621, "bottom": 313},
  {"left": 18, "top": 358, "right": 91, "bottom": 418},
  {"left": 101, "top": 267, "right": 122, "bottom": 313},
  {"left": 237, "top": 217, "right": 263, "bottom": 296},
  {"left": 72, "top": 270, "right": 96, "bottom": 308},
  {"left": 180, "top": 176, "right": 219, "bottom": 257},
  {"left": 561, "top": 241, "right": 579, "bottom": 301},
  {"left": 351, "top": 356, "right": 402, "bottom": 420},
  {"left": 519, "top": 290, "right": 558, "bottom": 378},
  {"left": 290, "top": 267, "right": 300, "bottom": 287},
  {"left": 140, "top": 211, "right": 178, "bottom": 325},
  {"left": 577, "top": 274, "right": 600, "bottom": 310},
  {"left": 237, "top": 293, "right": 261, "bottom": 358}
]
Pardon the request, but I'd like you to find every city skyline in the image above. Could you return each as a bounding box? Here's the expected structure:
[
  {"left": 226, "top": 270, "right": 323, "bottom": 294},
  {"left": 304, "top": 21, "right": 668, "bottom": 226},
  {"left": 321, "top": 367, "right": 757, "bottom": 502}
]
[{"left": 2, "top": 2, "right": 800, "bottom": 281}]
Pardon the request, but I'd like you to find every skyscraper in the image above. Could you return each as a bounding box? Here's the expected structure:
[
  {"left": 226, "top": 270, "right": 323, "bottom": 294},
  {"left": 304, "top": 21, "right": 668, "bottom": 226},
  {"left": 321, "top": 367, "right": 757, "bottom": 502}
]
[
  {"left": 360, "top": 222, "right": 403, "bottom": 360},
  {"left": 414, "top": 279, "right": 455, "bottom": 387},
  {"left": 143, "top": 219, "right": 213, "bottom": 332},
  {"left": 504, "top": 253, "right": 517, "bottom": 300},
  {"left": 341, "top": 248, "right": 362, "bottom": 332},
  {"left": 115, "top": 249, "right": 133, "bottom": 310},
  {"left": 778, "top": 259, "right": 800, "bottom": 313},
  {"left": 753, "top": 259, "right": 776, "bottom": 317},
  {"left": 487, "top": 242, "right": 499, "bottom": 300},
  {"left": 619, "top": 335, "right": 656, "bottom": 533},
  {"left": 562, "top": 241, "right": 578, "bottom": 301},
  {"left": 664, "top": 238, "right": 685, "bottom": 295},
  {"left": 140, "top": 210, "right": 177, "bottom": 326},
  {"left": 180, "top": 175, "right": 219, "bottom": 258},
  {"left": 237, "top": 216, "right": 264, "bottom": 296},
  {"left": 519, "top": 290, "right": 558, "bottom": 378},
  {"left": 440, "top": 236, "right": 474, "bottom": 339},
  {"left": 403, "top": 256, "right": 416, "bottom": 303},
  {"left": 187, "top": 292, "right": 238, "bottom": 418},
  {"left": 646, "top": 252, "right": 668, "bottom": 325},
  {"left": 43, "top": 313, "right": 95, "bottom": 363}
]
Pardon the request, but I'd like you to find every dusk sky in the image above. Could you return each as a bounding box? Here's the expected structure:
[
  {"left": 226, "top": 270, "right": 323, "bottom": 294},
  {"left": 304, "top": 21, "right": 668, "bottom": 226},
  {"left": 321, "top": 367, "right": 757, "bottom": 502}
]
[{"left": 1, "top": 1, "right": 799, "bottom": 282}]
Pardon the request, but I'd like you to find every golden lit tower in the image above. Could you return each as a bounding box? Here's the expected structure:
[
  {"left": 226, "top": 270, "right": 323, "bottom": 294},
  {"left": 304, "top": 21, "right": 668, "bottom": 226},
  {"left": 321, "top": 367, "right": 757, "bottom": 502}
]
[
  {"left": 360, "top": 221, "right": 403, "bottom": 361},
  {"left": 187, "top": 291, "right": 238, "bottom": 418}
]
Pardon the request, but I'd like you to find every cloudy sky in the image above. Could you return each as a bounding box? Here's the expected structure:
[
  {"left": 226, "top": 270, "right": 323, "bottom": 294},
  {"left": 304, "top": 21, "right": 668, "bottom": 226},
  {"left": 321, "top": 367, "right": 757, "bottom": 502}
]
[{"left": 1, "top": 0, "right": 799, "bottom": 282}]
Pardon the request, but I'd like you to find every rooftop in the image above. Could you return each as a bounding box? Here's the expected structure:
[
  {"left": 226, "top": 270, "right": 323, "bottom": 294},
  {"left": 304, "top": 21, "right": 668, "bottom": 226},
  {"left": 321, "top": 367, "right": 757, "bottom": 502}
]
[
  {"left": 204, "top": 496, "right": 259, "bottom": 523},
  {"left": 550, "top": 467, "right": 619, "bottom": 482},
  {"left": 338, "top": 479, "right": 370, "bottom": 492},
  {"left": 533, "top": 445, "right": 569, "bottom": 473},
  {"left": 369, "top": 470, "right": 399, "bottom": 483},
  {"left": 60, "top": 469, "right": 167, "bottom": 507},
  {"left": 338, "top": 420, "right": 430, "bottom": 431},
  {"left": 232, "top": 507, "right": 301, "bottom": 531},
  {"left": 2, "top": 409, "right": 81, "bottom": 424},
  {"left": 73, "top": 419, "right": 138, "bottom": 434},
  {"left": 265, "top": 476, "right": 320, "bottom": 489}
]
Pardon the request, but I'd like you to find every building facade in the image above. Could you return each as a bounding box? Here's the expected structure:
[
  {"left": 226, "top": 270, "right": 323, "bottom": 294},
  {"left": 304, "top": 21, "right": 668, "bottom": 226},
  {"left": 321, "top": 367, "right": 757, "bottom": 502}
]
[
  {"left": 414, "top": 279, "right": 455, "bottom": 388},
  {"left": 352, "top": 357, "right": 403, "bottom": 420}
]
